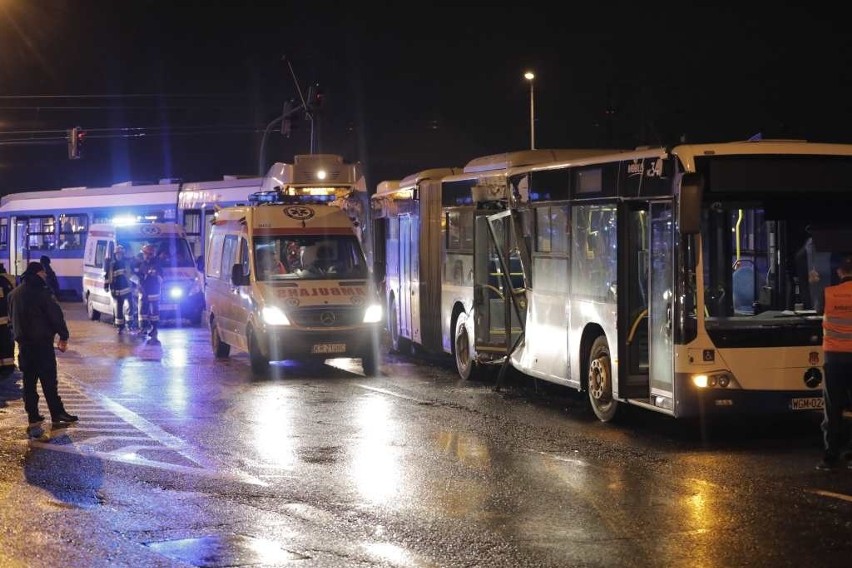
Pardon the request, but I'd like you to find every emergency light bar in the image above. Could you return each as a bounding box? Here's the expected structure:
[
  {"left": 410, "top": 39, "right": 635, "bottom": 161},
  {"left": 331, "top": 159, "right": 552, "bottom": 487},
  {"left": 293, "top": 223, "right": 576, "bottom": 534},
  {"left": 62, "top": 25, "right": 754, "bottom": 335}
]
[{"left": 248, "top": 186, "right": 352, "bottom": 206}]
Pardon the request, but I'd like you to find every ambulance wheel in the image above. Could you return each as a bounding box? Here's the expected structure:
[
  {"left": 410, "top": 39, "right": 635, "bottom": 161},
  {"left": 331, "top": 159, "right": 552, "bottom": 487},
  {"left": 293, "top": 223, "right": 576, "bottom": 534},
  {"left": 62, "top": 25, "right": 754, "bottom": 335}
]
[
  {"left": 586, "top": 335, "right": 618, "bottom": 422},
  {"left": 248, "top": 328, "right": 269, "bottom": 375},
  {"left": 361, "top": 351, "right": 379, "bottom": 377},
  {"left": 211, "top": 319, "right": 230, "bottom": 358},
  {"left": 388, "top": 296, "right": 409, "bottom": 354},
  {"left": 188, "top": 310, "right": 203, "bottom": 327},
  {"left": 86, "top": 295, "right": 100, "bottom": 321}
]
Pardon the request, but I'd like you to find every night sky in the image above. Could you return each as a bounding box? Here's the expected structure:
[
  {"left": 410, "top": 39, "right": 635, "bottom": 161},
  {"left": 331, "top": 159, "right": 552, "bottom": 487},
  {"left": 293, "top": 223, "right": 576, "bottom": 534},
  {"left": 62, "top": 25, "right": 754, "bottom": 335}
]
[{"left": 1, "top": 1, "right": 850, "bottom": 194}]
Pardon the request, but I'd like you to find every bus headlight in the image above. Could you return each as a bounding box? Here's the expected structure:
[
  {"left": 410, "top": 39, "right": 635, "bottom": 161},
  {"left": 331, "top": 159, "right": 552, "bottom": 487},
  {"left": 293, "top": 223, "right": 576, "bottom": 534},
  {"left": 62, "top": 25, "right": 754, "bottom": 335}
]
[
  {"left": 262, "top": 306, "right": 291, "bottom": 326},
  {"left": 363, "top": 303, "right": 383, "bottom": 323},
  {"left": 692, "top": 371, "right": 736, "bottom": 389}
]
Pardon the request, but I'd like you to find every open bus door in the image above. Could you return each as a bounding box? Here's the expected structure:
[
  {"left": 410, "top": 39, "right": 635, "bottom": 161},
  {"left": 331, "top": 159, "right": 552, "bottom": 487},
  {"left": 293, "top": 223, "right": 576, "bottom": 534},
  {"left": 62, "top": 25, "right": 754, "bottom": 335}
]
[
  {"left": 472, "top": 208, "right": 528, "bottom": 372},
  {"left": 9, "top": 216, "right": 29, "bottom": 281}
]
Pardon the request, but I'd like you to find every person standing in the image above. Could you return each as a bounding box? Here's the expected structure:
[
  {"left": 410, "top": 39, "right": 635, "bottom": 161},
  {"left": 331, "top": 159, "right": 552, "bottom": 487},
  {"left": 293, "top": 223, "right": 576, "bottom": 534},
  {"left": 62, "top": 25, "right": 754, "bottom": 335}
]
[
  {"left": 135, "top": 244, "right": 162, "bottom": 340},
  {"left": 817, "top": 255, "right": 852, "bottom": 470},
  {"left": 39, "top": 255, "right": 61, "bottom": 298},
  {"left": 7, "top": 261, "right": 77, "bottom": 432},
  {"left": 0, "top": 263, "right": 16, "bottom": 378},
  {"left": 104, "top": 245, "right": 133, "bottom": 333}
]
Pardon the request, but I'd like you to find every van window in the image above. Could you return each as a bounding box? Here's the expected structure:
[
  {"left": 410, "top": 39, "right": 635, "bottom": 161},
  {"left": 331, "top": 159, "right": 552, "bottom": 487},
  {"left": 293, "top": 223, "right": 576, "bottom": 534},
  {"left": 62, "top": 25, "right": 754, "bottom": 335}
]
[
  {"left": 207, "top": 233, "right": 224, "bottom": 279},
  {"left": 221, "top": 235, "right": 238, "bottom": 279}
]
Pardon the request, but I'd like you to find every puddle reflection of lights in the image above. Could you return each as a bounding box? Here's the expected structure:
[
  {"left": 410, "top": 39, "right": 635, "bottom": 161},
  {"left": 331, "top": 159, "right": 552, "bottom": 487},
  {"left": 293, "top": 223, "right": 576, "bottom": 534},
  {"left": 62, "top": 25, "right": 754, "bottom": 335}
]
[
  {"left": 363, "top": 542, "right": 413, "bottom": 565},
  {"left": 352, "top": 395, "right": 400, "bottom": 503},
  {"left": 252, "top": 390, "right": 297, "bottom": 469}
]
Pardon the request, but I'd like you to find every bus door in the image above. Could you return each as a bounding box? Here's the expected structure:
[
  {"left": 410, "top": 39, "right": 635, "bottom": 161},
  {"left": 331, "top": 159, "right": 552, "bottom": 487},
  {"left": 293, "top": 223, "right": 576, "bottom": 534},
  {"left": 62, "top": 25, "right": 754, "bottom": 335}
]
[
  {"left": 621, "top": 204, "right": 651, "bottom": 398},
  {"left": 399, "top": 213, "right": 422, "bottom": 345},
  {"left": 648, "top": 202, "right": 675, "bottom": 404},
  {"left": 472, "top": 209, "right": 527, "bottom": 357},
  {"left": 10, "top": 216, "right": 29, "bottom": 279}
]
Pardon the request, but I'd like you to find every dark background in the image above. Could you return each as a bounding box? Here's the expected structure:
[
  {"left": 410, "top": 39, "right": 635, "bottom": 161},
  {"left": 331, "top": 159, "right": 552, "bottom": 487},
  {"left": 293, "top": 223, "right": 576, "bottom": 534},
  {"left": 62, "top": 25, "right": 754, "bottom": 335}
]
[{"left": 1, "top": 1, "right": 849, "bottom": 195}]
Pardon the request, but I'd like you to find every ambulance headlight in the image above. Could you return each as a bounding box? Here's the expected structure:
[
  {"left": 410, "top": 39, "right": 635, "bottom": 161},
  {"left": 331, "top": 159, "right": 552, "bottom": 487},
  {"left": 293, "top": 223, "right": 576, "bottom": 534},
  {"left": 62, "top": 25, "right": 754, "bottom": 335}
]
[
  {"left": 363, "top": 303, "right": 383, "bottom": 323},
  {"left": 262, "top": 306, "right": 291, "bottom": 326},
  {"left": 168, "top": 287, "right": 183, "bottom": 300}
]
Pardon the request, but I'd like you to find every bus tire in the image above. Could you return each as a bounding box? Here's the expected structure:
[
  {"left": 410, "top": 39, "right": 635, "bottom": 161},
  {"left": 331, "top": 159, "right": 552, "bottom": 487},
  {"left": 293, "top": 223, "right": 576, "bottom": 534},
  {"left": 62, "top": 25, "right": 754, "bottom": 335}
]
[
  {"left": 211, "top": 318, "right": 230, "bottom": 359},
  {"left": 587, "top": 335, "right": 618, "bottom": 422},
  {"left": 248, "top": 327, "right": 269, "bottom": 375},
  {"left": 86, "top": 295, "right": 100, "bottom": 321},
  {"left": 453, "top": 312, "right": 479, "bottom": 381}
]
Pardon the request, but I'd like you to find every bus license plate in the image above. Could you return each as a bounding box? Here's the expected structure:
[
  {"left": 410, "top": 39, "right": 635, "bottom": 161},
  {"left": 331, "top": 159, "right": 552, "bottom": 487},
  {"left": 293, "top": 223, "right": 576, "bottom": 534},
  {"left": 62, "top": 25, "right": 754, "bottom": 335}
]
[
  {"left": 311, "top": 343, "right": 346, "bottom": 354},
  {"left": 791, "top": 397, "right": 824, "bottom": 410}
]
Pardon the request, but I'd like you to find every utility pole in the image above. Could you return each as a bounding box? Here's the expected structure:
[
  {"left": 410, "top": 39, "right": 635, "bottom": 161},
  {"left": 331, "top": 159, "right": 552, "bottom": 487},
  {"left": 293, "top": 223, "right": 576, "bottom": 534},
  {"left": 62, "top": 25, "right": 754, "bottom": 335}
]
[{"left": 258, "top": 57, "right": 318, "bottom": 175}]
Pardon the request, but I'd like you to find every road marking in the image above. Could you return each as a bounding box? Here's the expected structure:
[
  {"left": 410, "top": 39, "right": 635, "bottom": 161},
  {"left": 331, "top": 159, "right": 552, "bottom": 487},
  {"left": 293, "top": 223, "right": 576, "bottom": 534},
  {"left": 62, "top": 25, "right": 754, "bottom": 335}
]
[
  {"left": 24, "top": 378, "right": 267, "bottom": 486},
  {"left": 809, "top": 489, "right": 852, "bottom": 503}
]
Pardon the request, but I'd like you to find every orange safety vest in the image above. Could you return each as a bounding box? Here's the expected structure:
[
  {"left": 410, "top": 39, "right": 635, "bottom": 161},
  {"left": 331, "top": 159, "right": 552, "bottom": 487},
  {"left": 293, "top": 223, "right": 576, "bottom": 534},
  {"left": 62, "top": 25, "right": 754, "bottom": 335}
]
[{"left": 823, "top": 279, "right": 852, "bottom": 352}]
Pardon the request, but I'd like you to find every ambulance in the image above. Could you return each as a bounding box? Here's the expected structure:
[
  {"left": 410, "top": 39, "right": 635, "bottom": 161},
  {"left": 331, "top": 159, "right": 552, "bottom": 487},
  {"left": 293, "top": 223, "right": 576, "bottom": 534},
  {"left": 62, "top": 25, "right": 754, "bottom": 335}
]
[
  {"left": 204, "top": 154, "right": 381, "bottom": 375},
  {"left": 82, "top": 221, "right": 205, "bottom": 326}
]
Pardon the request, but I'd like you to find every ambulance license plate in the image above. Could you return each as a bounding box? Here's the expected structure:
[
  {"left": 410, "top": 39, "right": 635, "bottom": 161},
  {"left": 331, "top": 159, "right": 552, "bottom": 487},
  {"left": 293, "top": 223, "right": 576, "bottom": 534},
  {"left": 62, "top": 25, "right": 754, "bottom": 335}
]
[
  {"left": 312, "top": 343, "right": 346, "bottom": 354},
  {"left": 791, "top": 397, "right": 823, "bottom": 410}
]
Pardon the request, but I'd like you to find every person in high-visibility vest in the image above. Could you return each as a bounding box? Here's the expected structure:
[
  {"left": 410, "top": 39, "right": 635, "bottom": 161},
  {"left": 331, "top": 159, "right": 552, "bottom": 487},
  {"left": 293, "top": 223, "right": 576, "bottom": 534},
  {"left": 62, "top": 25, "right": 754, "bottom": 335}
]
[{"left": 818, "top": 255, "right": 852, "bottom": 470}]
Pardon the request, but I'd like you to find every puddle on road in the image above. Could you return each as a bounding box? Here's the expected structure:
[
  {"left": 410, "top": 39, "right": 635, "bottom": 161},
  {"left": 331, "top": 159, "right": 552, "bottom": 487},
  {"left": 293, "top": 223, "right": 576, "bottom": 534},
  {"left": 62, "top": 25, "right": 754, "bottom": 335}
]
[{"left": 146, "top": 534, "right": 308, "bottom": 566}]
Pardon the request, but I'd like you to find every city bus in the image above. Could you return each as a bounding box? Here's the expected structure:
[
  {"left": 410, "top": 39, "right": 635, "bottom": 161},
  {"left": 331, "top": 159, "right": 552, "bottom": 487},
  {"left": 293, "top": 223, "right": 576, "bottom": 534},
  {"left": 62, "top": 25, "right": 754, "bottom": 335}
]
[{"left": 377, "top": 139, "right": 852, "bottom": 422}]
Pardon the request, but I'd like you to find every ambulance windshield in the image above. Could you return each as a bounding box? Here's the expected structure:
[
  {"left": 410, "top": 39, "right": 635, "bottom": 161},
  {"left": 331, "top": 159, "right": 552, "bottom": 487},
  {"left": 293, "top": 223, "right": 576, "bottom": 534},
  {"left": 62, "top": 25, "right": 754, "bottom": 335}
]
[{"left": 254, "top": 235, "right": 368, "bottom": 280}]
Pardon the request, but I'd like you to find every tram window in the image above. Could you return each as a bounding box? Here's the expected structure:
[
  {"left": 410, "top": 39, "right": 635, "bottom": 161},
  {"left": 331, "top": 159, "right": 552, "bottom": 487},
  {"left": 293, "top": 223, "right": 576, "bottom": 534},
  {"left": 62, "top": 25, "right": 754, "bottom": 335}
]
[
  {"left": 27, "top": 216, "right": 56, "bottom": 250},
  {"left": 58, "top": 214, "right": 87, "bottom": 249},
  {"left": 0, "top": 218, "right": 7, "bottom": 251},
  {"left": 446, "top": 210, "right": 473, "bottom": 251}
]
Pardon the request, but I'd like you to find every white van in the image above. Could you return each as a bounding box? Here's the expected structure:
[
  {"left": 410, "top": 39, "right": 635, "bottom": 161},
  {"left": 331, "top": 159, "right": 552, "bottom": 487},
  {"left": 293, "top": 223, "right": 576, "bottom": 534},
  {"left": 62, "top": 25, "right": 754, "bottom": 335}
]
[
  {"left": 204, "top": 198, "right": 382, "bottom": 375},
  {"left": 82, "top": 222, "right": 204, "bottom": 326}
]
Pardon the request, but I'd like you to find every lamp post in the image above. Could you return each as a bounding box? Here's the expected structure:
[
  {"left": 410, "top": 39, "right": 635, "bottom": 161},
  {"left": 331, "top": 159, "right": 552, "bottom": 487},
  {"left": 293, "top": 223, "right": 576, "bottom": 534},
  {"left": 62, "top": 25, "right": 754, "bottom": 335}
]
[{"left": 524, "top": 71, "right": 535, "bottom": 150}]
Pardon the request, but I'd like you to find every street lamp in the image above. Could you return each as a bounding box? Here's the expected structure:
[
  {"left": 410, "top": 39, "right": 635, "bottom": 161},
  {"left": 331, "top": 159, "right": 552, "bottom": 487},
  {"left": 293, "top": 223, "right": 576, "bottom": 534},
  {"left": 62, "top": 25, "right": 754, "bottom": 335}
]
[{"left": 524, "top": 71, "right": 535, "bottom": 150}]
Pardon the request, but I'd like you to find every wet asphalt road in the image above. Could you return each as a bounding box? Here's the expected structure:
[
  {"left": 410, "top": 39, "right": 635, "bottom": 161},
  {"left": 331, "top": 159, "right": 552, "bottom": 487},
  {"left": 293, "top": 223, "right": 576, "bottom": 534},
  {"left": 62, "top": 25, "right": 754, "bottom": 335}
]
[{"left": 0, "top": 301, "right": 851, "bottom": 567}]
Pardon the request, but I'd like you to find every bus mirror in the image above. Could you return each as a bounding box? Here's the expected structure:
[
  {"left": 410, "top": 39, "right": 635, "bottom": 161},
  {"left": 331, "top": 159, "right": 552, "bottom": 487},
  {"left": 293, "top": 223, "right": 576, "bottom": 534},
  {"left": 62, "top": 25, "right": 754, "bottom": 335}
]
[{"left": 679, "top": 173, "right": 704, "bottom": 235}]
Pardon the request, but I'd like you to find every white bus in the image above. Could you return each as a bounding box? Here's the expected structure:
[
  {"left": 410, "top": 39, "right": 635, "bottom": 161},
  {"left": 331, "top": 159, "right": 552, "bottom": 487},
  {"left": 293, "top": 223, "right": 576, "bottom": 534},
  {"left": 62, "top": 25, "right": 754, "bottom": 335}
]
[
  {"left": 0, "top": 180, "right": 184, "bottom": 299},
  {"left": 375, "top": 140, "right": 852, "bottom": 422}
]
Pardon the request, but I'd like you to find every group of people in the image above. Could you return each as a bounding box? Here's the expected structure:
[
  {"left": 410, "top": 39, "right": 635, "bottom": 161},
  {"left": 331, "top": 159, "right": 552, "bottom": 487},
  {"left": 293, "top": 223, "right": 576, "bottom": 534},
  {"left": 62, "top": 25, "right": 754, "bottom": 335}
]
[{"left": 104, "top": 243, "right": 163, "bottom": 340}]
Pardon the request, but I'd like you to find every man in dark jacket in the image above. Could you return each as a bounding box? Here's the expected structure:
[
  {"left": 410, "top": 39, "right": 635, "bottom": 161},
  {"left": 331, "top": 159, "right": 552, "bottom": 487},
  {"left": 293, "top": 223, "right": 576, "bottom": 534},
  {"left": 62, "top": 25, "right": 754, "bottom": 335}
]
[
  {"left": 7, "top": 261, "right": 77, "bottom": 432},
  {"left": 40, "top": 255, "right": 61, "bottom": 298}
]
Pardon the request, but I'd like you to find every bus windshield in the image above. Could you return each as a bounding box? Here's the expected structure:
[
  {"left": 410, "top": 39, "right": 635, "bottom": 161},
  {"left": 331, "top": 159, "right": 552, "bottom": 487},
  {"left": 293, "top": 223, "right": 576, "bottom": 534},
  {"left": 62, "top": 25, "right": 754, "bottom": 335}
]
[{"left": 701, "top": 201, "right": 845, "bottom": 320}]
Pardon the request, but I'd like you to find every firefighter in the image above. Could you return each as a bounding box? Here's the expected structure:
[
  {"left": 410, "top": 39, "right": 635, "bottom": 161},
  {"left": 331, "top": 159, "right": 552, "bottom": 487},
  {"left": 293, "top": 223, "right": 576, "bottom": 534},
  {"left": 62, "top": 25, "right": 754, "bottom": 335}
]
[
  {"left": 104, "top": 244, "right": 132, "bottom": 333},
  {"left": 135, "top": 243, "right": 163, "bottom": 341},
  {"left": 0, "top": 262, "right": 16, "bottom": 378}
]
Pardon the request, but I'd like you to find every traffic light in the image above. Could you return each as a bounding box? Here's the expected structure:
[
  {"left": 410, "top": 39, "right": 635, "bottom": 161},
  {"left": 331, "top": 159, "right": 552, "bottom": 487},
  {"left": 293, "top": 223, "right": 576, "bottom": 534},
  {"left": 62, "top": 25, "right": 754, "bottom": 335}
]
[
  {"left": 280, "top": 100, "right": 296, "bottom": 137},
  {"left": 67, "top": 126, "right": 85, "bottom": 159},
  {"left": 307, "top": 84, "right": 324, "bottom": 112}
]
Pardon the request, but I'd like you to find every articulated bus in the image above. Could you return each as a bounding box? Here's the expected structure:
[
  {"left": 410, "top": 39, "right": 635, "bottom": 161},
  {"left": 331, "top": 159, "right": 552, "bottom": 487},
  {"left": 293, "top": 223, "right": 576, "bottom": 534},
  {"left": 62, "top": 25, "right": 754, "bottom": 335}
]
[{"left": 376, "top": 139, "right": 852, "bottom": 422}]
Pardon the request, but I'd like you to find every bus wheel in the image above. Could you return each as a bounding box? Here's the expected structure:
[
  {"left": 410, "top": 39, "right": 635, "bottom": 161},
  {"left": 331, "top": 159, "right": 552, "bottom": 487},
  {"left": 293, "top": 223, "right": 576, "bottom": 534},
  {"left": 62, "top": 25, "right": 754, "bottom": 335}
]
[
  {"left": 454, "top": 313, "right": 478, "bottom": 381},
  {"left": 587, "top": 335, "right": 618, "bottom": 422},
  {"left": 247, "top": 328, "right": 269, "bottom": 375},
  {"left": 211, "top": 318, "right": 230, "bottom": 359},
  {"left": 86, "top": 295, "right": 100, "bottom": 321}
]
